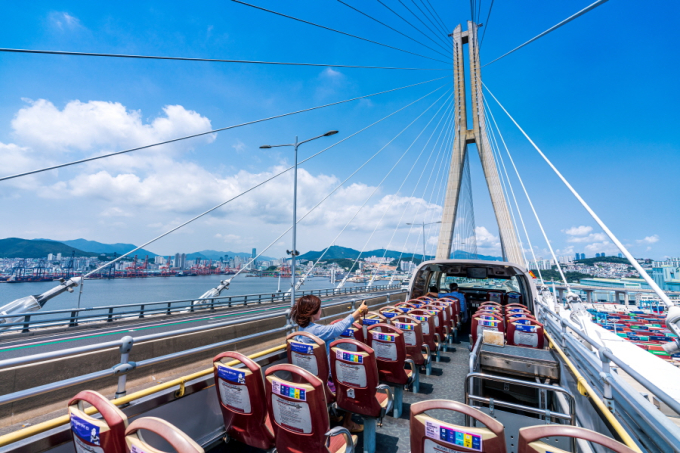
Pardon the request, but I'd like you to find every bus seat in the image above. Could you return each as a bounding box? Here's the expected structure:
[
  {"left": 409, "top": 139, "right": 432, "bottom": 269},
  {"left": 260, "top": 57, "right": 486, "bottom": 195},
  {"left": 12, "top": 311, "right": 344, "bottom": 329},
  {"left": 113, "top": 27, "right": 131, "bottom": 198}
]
[
  {"left": 506, "top": 318, "right": 545, "bottom": 349},
  {"left": 331, "top": 319, "right": 365, "bottom": 345},
  {"left": 265, "top": 364, "right": 356, "bottom": 453},
  {"left": 212, "top": 352, "right": 274, "bottom": 450},
  {"left": 378, "top": 306, "right": 402, "bottom": 320},
  {"left": 124, "top": 417, "right": 203, "bottom": 453},
  {"left": 393, "top": 314, "right": 431, "bottom": 379},
  {"left": 68, "top": 390, "right": 128, "bottom": 453},
  {"left": 409, "top": 309, "right": 442, "bottom": 362},
  {"left": 366, "top": 323, "right": 416, "bottom": 418},
  {"left": 330, "top": 339, "right": 393, "bottom": 453},
  {"left": 440, "top": 297, "right": 462, "bottom": 326},
  {"left": 410, "top": 399, "right": 507, "bottom": 453},
  {"left": 362, "top": 311, "right": 388, "bottom": 338},
  {"left": 471, "top": 312, "right": 505, "bottom": 347},
  {"left": 406, "top": 299, "right": 426, "bottom": 308},
  {"left": 286, "top": 331, "right": 336, "bottom": 403},
  {"left": 394, "top": 302, "right": 417, "bottom": 313},
  {"left": 424, "top": 304, "right": 453, "bottom": 349},
  {"left": 518, "top": 425, "right": 636, "bottom": 453}
]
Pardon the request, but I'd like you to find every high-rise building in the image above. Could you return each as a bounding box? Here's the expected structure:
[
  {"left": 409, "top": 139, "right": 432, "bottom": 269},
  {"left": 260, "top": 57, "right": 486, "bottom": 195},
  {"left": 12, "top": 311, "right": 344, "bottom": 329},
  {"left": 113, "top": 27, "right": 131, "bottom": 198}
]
[
  {"left": 252, "top": 248, "right": 256, "bottom": 259},
  {"left": 47, "top": 253, "right": 54, "bottom": 261},
  {"left": 56, "top": 253, "right": 62, "bottom": 261},
  {"left": 618, "top": 253, "right": 623, "bottom": 258},
  {"left": 174, "top": 253, "right": 186, "bottom": 269},
  {"left": 574, "top": 253, "right": 580, "bottom": 261}
]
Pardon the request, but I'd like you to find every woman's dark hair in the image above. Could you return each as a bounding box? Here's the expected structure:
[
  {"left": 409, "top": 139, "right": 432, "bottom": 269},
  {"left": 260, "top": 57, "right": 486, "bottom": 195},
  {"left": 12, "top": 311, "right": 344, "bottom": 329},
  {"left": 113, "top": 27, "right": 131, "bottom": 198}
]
[
  {"left": 290, "top": 295, "right": 322, "bottom": 328},
  {"left": 429, "top": 285, "right": 438, "bottom": 293}
]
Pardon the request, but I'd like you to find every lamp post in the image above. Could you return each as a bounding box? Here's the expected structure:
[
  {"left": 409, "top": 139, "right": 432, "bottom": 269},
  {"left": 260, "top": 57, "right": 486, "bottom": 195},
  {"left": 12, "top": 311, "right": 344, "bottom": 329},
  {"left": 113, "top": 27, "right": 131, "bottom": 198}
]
[
  {"left": 406, "top": 220, "right": 442, "bottom": 261},
  {"left": 261, "top": 130, "right": 338, "bottom": 306}
]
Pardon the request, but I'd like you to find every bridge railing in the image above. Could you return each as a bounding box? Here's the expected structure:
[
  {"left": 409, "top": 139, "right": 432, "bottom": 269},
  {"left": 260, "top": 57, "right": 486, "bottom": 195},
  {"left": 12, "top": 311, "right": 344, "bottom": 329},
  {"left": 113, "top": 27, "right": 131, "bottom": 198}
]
[
  {"left": 0, "top": 284, "right": 401, "bottom": 333},
  {"left": 0, "top": 292, "right": 401, "bottom": 407},
  {"left": 536, "top": 297, "right": 680, "bottom": 451}
]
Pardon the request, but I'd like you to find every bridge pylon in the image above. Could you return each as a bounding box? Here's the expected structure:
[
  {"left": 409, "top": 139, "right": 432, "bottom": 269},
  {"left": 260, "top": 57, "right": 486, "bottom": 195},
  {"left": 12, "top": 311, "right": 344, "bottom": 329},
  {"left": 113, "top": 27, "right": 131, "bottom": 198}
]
[{"left": 435, "top": 21, "right": 524, "bottom": 264}]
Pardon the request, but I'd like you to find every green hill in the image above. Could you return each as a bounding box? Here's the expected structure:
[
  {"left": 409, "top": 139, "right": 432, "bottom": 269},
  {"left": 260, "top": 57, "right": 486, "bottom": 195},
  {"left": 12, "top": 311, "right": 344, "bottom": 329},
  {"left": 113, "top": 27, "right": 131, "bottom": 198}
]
[
  {"left": 298, "top": 245, "right": 501, "bottom": 262},
  {"left": 575, "top": 256, "right": 632, "bottom": 266},
  {"left": 0, "top": 238, "right": 98, "bottom": 259}
]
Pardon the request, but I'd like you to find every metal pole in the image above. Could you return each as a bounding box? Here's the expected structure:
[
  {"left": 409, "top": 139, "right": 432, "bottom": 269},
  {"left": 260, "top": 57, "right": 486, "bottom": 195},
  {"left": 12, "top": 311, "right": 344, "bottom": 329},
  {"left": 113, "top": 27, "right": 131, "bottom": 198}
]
[
  {"left": 291, "top": 136, "right": 299, "bottom": 307},
  {"left": 422, "top": 222, "right": 426, "bottom": 259}
]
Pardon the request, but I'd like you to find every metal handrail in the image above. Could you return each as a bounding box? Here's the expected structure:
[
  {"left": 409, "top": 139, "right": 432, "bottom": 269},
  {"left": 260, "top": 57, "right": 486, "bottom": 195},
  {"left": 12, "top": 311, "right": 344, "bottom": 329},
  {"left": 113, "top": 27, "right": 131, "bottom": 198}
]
[
  {"left": 536, "top": 300, "right": 680, "bottom": 417},
  {"left": 0, "top": 291, "right": 402, "bottom": 370},
  {"left": 0, "top": 298, "right": 395, "bottom": 406},
  {"left": 0, "top": 284, "right": 402, "bottom": 332}
]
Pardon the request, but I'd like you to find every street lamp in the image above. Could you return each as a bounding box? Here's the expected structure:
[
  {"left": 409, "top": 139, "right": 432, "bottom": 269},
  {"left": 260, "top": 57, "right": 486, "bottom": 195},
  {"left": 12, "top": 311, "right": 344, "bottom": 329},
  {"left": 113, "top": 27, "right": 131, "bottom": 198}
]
[
  {"left": 261, "top": 130, "right": 338, "bottom": 306},
  {"left": 406, "top": 220, "right": 442, "bottom": 261}
]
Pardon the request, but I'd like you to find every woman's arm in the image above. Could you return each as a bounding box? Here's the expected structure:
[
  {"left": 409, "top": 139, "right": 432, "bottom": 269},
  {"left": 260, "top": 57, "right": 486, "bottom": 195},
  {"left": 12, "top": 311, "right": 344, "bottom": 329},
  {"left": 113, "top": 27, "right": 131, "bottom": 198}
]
[{"left": 309, "top": 301, "right": 369, "bottom": 343}]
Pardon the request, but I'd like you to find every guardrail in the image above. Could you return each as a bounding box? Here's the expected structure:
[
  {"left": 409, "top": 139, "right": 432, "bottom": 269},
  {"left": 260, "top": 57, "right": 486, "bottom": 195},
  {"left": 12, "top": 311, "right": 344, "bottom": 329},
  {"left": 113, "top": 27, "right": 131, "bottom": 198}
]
[
  {"left": 536, "top": 298, "right": 680, "bottom": 451},
  {"left": 0, "top": 284, "right": 401, "bottom": 333},
  {"left": 0, "top": 293, "right": 399, "bottom": 407}
]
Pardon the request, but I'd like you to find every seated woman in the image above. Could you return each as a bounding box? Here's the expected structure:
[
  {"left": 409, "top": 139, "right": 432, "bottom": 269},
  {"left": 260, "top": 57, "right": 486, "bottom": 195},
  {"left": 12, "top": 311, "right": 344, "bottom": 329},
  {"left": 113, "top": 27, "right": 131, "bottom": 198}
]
[
  {"left": 425, "top": 285, "right": 440, "bottom": 298},
  {"left": 290, "top": 295, "right": 369, "bottom": 433}
]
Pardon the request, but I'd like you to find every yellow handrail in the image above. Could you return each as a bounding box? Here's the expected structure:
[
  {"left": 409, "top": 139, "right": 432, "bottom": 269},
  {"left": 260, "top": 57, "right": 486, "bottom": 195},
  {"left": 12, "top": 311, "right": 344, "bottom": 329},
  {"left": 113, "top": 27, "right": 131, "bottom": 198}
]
[
  {"left": 0, "top": 344, "right": 286, "bottom": 447},
  {"left": 545, "top": 332, "right": 642, "bottom": 452}
]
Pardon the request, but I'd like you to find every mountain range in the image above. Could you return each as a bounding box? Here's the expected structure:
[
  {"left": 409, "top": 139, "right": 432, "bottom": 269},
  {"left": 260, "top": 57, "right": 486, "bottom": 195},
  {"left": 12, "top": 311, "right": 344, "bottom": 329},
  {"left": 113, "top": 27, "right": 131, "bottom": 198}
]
[
  {"left": 0, "top": 238, "right": 275, "bottom": 261},
  {"left": 297, "top": 245, "right": 501, "bottom": 262},
  {"left": 0, "top": 238, "right": 498, "bottom": 262}
]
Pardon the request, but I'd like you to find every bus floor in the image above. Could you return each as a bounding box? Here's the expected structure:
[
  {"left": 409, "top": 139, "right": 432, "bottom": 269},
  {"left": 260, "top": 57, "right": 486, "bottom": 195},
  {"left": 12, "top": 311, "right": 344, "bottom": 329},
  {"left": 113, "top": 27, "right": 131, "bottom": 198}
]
[{"left": 211, "top": 340, "right": 470, "bottom": 453}]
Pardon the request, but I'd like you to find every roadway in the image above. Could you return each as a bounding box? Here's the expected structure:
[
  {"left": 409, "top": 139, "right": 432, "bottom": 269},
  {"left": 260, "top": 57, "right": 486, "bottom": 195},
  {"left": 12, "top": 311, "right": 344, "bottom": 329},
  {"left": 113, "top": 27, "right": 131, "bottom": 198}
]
[{"left": 0, "top": 290, "right": 395, "bottom": 360}]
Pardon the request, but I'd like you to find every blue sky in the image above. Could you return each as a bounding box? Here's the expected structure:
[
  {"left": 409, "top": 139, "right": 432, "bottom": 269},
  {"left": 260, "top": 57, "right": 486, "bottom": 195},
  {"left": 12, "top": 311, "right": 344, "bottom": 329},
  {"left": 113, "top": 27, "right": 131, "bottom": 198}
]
[{"left": 0, "top": 0, "right": 677, "bottom": 261}]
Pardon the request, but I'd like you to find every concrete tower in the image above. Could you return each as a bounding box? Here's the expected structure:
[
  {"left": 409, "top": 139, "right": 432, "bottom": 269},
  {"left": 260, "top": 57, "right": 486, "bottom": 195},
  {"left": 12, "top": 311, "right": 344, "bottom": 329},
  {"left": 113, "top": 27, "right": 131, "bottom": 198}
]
[{"left": 435, "top": 21, "right": 523, "bottom": 264}]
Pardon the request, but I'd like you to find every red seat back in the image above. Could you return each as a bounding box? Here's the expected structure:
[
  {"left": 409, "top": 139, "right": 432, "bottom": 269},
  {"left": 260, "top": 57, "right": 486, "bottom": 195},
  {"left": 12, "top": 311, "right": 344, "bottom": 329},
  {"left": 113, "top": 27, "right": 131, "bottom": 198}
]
[
  {"left": 471, "top": 312, "right": 505, "bottom": 345},
  {"left": 406, "top": 299, "right": 427, "bottom": 308},
  {"left": 213, "top": 352, "right": 275, "bottom": 450},
  {"left": 265, "top": 364, "right": 329, "bottom": 453},
  {"left": 331, "top": 318, "right": 365, "bottom": 344},
  {"left": 409, "top": 309, "right": 438, "bottom": 351},
  {"left": 393, "top": 315, "right": 427, "bottom": 366},
  {"left": 423, "top": 304, "right": 446, "bottom": 339},
  {"left": 329, "top": 339, "right": 383, "bottom": 418},
  {"left": 362, "top": 311, "right": 388, "bottom": 338},
  {"left": 518, "top": 425, "right": 636, "bottom": 453},
  {"left": 506, "top": 318, "right": 545, "bottom": 349},
  {"left": 410, "top": 400, "right": 507, "bottom": 453},
  {"left": 431, "top": 301, "right": 453, "bottom": 326},
  {"left": 394, "top": 302, "right": 417, "bottom": 313},
  {"left": 285, "top": 332, "right": 335, "bottom": 404},
  {"left": 379, "top": 306, "right": 402, "bottom": 320},
  {"left": 440, "top": 297, "right": 461, "bottom": 323},
  {"left": 68, "top": 390, "right": 128, "bottom": 453},
  {"left": 124, "top": 417, "right": 203, "bottom": 453},
  {"left": 366, "top": 323, "right": 409, "bottom": 385}
]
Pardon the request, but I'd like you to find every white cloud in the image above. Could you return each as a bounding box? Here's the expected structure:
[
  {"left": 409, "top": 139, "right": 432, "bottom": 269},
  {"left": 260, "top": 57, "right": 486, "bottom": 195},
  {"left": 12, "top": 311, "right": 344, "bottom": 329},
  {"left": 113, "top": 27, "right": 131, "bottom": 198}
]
[
  {"left": 49, "top": 12, "right": 81, "bottom": 30},
  {"left": 475, "top": 226, "right": 501, "bottom": 252},
  {"left": 567, "top": 233, "right": 607, "bottom": 243},
  {"left": 232, "top": 139, "right": 246, "bottom": 153},
  {"left": 12, "top": 99, "right": 214, "bottom": 156},
  {"left": 584, "top": 241, "right": 619, "bottom": 255},
  {"left": 100, "top": 207, "right": 132, "bottom": 217},
  {"left": 564, "top": 225, "right": 592, "bottom": 236},
  {"left": 320, "top": 68, "right": 344, "bottom": 80},
  {"left": 637, "top": 235, "right": 659, "bottom": 244}
]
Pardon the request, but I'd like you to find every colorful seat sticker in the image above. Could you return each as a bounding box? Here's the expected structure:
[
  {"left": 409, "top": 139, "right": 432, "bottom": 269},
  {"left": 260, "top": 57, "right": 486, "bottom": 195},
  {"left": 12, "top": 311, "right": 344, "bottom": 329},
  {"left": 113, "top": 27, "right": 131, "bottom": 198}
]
[
  {"left": 372, "top": 332, "right": 395, "bottom": 342},
  {"left": 290, "top": 342, "right": 314, "bottom": 355},
  {"left": 479, "top": 319, "right": 499, "bottom": 327},
  {"left": 414, "top": 315, "right": 428, "bottom": 322},
  {"left": 515, "top": 324, "right": 538, "bottom": 333},
  {"left": 425, "top": 420, "right": 482, "bottom": 451},
  {"left": 217, "top": 365, "right": 246, "bottom": 384},
  {"left": 336, "top": 350, "right": 363, "bottom": 363},
  {"left": 395, "top": 322, "right": 414, "bottom": 331},
  {"left": 272, "top": 380, "right": 307, "bottom": 401}
]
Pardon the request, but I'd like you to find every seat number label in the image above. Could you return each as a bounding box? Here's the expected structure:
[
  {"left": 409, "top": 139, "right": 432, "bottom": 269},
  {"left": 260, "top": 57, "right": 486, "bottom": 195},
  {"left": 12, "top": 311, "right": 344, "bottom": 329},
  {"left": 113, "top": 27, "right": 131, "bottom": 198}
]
[
  {"left": 272, "top": 380, "right": 306, "bottom": 401},
  {"left": 336, "top": 350, "right": 363, "bottom": 363},
  {"left": 290, "top": 342, "right": 314, "bottom": 355},
  {"left": 425, "top": 420, "right": 482, "bottom": 451},
  {"left": 217, "top": 365, "right": 246, "bottom": 384},
  {"left": 70, "top": 415, "right": 101, "bottom": 446},
  {"left": 372, "top": 332, "right": 395, "bottom": 342},
  {"left": 271, "top": 394, "right": 312, "bottom": 434}
]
